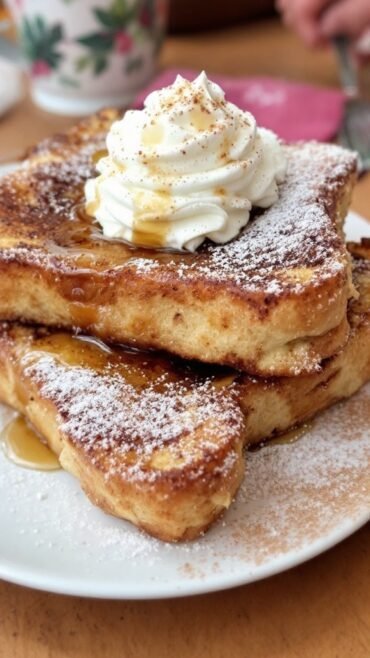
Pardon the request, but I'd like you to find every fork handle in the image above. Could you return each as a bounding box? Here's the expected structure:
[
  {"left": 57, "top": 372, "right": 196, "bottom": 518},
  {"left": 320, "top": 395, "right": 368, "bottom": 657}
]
[{"left": 332, "top": 35, "right": 359, "bottom": 97}]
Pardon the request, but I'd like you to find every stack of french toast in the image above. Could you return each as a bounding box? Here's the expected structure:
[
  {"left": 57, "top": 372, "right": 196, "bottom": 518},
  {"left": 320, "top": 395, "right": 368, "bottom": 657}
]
[{"left": 0, "top": 108, "right": 369, "bottom": 542}]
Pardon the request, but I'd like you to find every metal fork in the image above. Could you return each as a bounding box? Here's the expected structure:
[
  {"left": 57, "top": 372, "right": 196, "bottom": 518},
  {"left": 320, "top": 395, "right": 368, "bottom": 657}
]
[{"left": 333, "top": 35, "right": 370, "bottom": 172}]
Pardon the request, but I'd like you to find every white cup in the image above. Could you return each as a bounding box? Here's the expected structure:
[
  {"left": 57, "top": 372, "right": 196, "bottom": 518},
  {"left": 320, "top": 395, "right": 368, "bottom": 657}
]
[{"left": 5, "top": 0, "right": 167, "bottom": 115}]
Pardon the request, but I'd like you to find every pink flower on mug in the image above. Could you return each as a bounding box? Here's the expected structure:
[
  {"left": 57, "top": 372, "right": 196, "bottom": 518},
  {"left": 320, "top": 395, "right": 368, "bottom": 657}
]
[
  {"left": 76, "top": 0, "right": 161, "bottom": 76},
  {"left": 115, "top": 31, "right": 133, "bottom": 53},
  {"left": 21, "top": 15, "right": 64, "bottom": 72},
  {"left": 31, "top": 59, "right": 52, "bottom": 77}
]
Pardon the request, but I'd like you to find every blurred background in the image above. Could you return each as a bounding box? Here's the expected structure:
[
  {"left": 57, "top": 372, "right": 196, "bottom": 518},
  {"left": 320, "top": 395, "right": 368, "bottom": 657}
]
[
  {"left": 168, "top": 0, "right": 275, "bottom": 32},
  {"left": 0, "top": 0, "right": 369, "bottom": 184}
]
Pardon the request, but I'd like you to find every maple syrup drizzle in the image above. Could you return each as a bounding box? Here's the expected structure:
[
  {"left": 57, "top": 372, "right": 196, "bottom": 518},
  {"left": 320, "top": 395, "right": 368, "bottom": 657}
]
[
  {"left": 142, "top": 123, "right": 164, "bottom": 146},
  {"left": 85, "top": 147, "right": 172, "bottom": 249},
  {"left": 1, "top": 416, "right": 61, "bottom": 471},
  {"left": 132, "top": 189, "right": 171, "bottom": 248},
  {"left": 212, "top": 373, "right": 238, "bottom": 390},
  {"left": 85, "top": 180, "right": 101, "bottom": 218},
  {"left": 29, "top": 332, "right": 182, "bottom": 390},
  {"left": 92, "top": 149, "right": 108, "bottom": 165},
  {"left": 132, "top": 217, "right": 170, "bottom": 249},
  {"left": 249, "top": 421, "right": 314, "bottom": 452},
  {"left": 268, "top": 421, "right": 314, "bottom": 446}
]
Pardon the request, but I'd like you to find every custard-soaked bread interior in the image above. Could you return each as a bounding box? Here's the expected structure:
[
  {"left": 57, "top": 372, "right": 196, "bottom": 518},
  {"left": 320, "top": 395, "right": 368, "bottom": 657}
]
[
  {"left": 0, "top": 242, "right": 369, "bottom": 541},
  {"left": 0, "top": 110, "right": 357, "bottom": 376}
]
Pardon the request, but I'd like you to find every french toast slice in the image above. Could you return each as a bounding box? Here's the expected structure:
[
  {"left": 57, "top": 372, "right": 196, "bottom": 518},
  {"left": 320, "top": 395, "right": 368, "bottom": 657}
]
[
  {"left": 0, "top": 328, "right": 246, "bottom": 542},
  {"left": 239, "top": 241, "right": 370, "bottom": 442},
  {"left": 0, "top": 110, "right": 357, "bottom": 376},
  {"left": 0, "top": 242, "right": 369, "bottom": 542}
]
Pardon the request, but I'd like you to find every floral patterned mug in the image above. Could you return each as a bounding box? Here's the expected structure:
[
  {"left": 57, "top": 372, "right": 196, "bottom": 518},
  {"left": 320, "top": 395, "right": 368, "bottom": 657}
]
[{"left": 6, "top": 0, "right": 167, "bottom": 115}]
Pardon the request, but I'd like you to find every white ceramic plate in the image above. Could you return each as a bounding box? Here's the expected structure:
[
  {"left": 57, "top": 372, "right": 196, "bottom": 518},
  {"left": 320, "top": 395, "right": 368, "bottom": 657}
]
[{"left": 0, "top": 211, "right": 369, "bottom": 599}]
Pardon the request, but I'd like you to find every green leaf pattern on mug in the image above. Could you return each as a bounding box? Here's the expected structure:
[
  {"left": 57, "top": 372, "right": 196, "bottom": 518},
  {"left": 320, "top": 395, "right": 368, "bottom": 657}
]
[
  {"left": 20, "top": 15, "right": 64, "bottom": 77},
  {"left": 76, "top": 0, "right": 160, "bottom": 77},
  {"left": 20, "top": 0, "right": 164, "bottom": 83}
]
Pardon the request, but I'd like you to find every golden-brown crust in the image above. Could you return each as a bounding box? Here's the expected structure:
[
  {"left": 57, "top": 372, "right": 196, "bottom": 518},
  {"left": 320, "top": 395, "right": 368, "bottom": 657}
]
[
  {"left": 0, "top": 246, "right": 369, "bottom": 540},
  {"left": 0, "top": 326, "right": 246, "bottom": 542},
  {"left": 0, "top": 113, "right": 358, "bottom": 375},
  {"left": 346, "top": 237, "right": 370, "bottom": 261},
  {"left": 237, "top": 241, "right": 370, "bottom": 443}
]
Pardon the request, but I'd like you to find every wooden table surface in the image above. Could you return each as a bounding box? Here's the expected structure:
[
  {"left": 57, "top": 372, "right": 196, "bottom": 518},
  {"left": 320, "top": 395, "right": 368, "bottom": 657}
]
[{"left": 0, "top": 18, "right": 370, "bottom": 658}]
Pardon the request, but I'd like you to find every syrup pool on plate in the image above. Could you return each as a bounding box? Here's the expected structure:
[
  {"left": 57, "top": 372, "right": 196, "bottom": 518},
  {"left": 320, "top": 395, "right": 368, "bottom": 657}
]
[{"left": 1, "top": 416, "right": 61, "bottom": 471}]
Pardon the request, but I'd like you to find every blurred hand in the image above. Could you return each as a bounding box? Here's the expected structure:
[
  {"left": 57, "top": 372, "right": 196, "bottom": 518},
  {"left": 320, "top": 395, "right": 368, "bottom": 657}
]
[{"left": 276, "top": 0, "right": 370, "bottom": 46}]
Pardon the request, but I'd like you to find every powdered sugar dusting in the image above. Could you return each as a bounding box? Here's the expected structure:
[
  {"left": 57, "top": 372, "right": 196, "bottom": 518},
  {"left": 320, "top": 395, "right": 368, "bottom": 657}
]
[
  {"left": 225, "top": 384, "right": 370, "bottom": 562},
  {"left": 23, "top": 354, "right": 243, "bottom": 481},
  {"left": 0, "top": 383, "right": 369, "bottom": 595},
  {"left": 0, "top": 139, "right": 355, "bottom": 296},
  {"left": 167, "top": 142, "right": 354, "bottom": 294},
  {"left": 0, "top": 140, "right": 98, "bottom": 217}
]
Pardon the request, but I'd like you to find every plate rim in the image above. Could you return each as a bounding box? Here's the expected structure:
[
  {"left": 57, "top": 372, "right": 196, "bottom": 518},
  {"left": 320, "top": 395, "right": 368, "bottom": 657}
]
[
  {"left": 1, "top": 507, "right": 369, "bottom": 599},
  {"left": 0, "top": 211, "right": 370, "bottom": 599}
]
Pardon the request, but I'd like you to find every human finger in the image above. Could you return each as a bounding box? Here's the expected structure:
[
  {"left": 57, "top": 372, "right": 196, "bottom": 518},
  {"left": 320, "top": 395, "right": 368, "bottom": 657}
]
[
  {"left": 320, "top": 0, "right": 370, "bottom": 39},
  {"left": 277, "top": 0, "right": 333, "bottom": 46}
]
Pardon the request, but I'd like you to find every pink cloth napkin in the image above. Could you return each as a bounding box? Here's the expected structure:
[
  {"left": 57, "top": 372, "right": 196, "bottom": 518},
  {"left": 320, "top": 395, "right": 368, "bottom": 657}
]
[{"left": 134, "top": 68, "right": 345, "bottom": 143}]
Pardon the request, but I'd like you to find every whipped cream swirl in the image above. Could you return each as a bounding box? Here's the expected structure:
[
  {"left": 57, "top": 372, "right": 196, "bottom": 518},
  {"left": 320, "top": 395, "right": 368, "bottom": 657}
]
[{"left": 85, "top": 71, "right": 286, "bottom": 252}]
